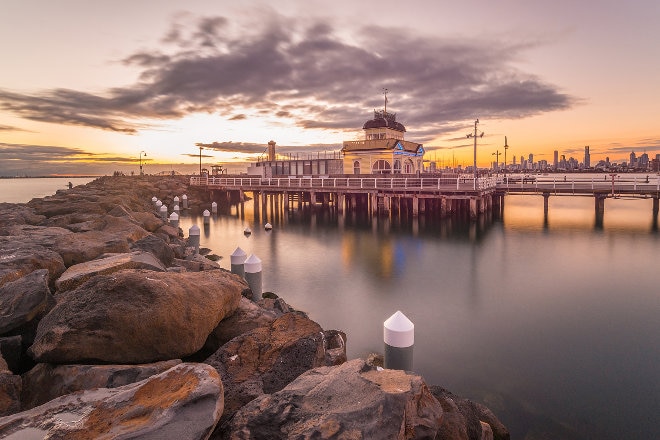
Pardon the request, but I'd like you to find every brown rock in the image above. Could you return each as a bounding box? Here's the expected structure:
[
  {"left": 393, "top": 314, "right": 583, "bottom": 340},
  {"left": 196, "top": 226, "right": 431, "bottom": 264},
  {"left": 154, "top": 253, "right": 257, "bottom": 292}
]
[
  {"left": 0, "top": 236, "right": 67, "bottom": 288},
  {"left": 55, "top": 251, "right": 166, "bottom": 292},
  {"left": 0, "top": 269, "right": 53, "bottom": 335},
  {"left": 205, "top": 312, "right": 339, "bottom": 422},
  {"left": 52, "top": 215, "right": 151, "bottom": 267},
  {"left": 0, "top": 371, "right": 21, "bottom": 417},
  {"left": 21, "top": 359, "right": 181, "bottom": 410},
  {"left": 29, "top": 269, "right": 244, "bottom": 364},
  {"left": 221, "top": 358, "right": 443, "bottom": 440},
  {"left": 130, "top": 233, "right": 176, "bottom": 267},
  {"left": 0, "top": 363, "right": 223, "bottom": 439}
]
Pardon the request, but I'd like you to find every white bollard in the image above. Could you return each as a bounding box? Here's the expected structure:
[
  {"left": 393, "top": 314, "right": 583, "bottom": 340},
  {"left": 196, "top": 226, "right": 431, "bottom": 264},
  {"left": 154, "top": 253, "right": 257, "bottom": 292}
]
[
  {"left": 211, "top": 201, "right": 218, "bottom": 214},
  {"left": 155, "top": 200, "right": 162, "bottom": 213},
  {"left": 230, "top": 247, "right": 247, "bottom": 277},
  {"left": 173, "top": 196, "right": 180, "bottom": 209},
  {"left": 188, "top": 224, "right": 200, "bottom": 254},
  {"left": 203, "top": 209, "right": 211, "bottom": 224},
  {"left": 182, "top": 194, "right": 188, "bottom": 209},
  {"left": 159, "top": 204, "right": 168, "bottom": 221},
  {"left": 169, "top": 211, "right": 179, "bottom": 229},
  {"left": 244, "top": 254, "right": 262, "bottom": 301},
  {"left": 151, "top": 196, "right": 158, "bottom": 209},
  {"left": 383, "top": 310, "right": 414, "bottom": 371},
  {"left": 173, "top": 204, "right": 180, "bottom": 215}
]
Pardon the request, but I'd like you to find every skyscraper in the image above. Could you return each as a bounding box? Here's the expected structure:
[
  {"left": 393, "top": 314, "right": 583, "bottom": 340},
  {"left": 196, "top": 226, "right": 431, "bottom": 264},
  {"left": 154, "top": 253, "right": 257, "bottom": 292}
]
[
  {"left": 553, "top": 150, "right": 558, "bottom": 170},
  {"left": 584, "top": 146, "right": 590, "bottom": 168}
]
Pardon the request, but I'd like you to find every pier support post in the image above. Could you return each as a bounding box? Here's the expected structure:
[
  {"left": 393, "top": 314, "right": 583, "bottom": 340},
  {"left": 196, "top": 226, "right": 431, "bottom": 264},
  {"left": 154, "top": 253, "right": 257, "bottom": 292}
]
[
  {"left": 384, "top": 310, "right": 414, "bottom": 371},
  {"left": 230, "top": 247, "right": 247, "bottom": 278},
  {"left": 469, "top": 198, "right": 478, "bottom": 220},
  {"left": 412, "top": 196, "right": 419, "bottom": 217},
  {"left": 594, "top": 194, "right": 606, "bottom": 229},
  {"left": 653, "top": 197, "right": 659, "bottom": 231},
  {"left": 245, "top": 254, "right": 263, "bottom": 301},
  {"left": 310, "top": 191, "right": 317, "bottom": 207},
  {"left": 337, "top": 193, "right": 345, "bottom": 214},
  {"left": 283, "top": 191, "right": 289, "bottom": 211}
]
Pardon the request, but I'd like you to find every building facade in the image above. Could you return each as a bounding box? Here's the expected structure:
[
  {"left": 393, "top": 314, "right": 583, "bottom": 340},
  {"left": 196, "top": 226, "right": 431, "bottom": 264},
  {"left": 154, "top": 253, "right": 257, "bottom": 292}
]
[{"left": 341, "top": 110, "right": 425, "bottom": 175}]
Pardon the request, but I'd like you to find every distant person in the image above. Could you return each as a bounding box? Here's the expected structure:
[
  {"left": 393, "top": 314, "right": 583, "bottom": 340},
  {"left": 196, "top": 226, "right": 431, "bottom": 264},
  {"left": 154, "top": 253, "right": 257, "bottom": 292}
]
[{"left": 68, "top": 181, "right": 73, "bottom": 189}]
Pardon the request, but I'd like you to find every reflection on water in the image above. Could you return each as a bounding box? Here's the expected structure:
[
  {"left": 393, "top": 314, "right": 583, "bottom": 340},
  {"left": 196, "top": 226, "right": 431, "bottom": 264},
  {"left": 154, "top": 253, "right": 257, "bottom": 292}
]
[{"left": 180, "top": 193, "right": 659, "bottom": 440}]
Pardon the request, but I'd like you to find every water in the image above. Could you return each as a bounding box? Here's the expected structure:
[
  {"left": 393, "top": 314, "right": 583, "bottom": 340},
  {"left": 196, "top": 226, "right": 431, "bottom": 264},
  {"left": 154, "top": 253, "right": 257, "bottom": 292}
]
[
  {"left": 181, "top": 194, "right": 659, "bottom": 440},
  {"left": 4, "top": 177, "right": 659, "bottom": 439},
  {"left": 0, "top": 177, "right": 97, "bottom": 203}
]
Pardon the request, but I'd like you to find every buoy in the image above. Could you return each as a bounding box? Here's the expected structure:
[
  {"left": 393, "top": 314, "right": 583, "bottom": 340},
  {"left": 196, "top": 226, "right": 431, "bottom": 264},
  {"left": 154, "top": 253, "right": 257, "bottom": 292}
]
[
  {"left": 264, "top": 222, "right": 273, "bottom": 230},
  {"left": 244, "top": 227, "right": 252, "bottom": 235}
]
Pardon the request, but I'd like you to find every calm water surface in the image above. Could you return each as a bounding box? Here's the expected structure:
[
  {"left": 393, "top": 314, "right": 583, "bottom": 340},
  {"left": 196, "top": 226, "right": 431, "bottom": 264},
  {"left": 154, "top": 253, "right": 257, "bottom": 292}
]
[
  {"left": 0, "top": 177, "right": 96, "bottom": 203},
  {"left": 181, "top": 193, "right": 659, "bottom": 440},
  {"left": 4, "top": 178, "right": 659, "bottom": 439}
]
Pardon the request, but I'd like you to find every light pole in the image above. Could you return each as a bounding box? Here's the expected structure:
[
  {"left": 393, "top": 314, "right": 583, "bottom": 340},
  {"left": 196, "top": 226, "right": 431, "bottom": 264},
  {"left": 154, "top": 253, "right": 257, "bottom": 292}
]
[
  {"left": 198, "top": 145, "right": 203, "bottom": 176},
  {"left": 504, "top": 136, "right": 509, "bottom": 174},
  {"left": 139, "top": 150, "right": 146, "bottom": 176},
  {"left": 492, "top": 150, "right": 500, "bottom": 173},
  {"left": 466, "top": 119, "right": 484, "bottom": 188}
]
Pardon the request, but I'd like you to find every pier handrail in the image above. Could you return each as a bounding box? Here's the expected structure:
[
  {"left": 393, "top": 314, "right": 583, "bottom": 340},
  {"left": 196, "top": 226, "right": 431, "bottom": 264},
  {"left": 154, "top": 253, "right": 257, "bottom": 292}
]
[{"left": 190, "top": 176, "right": 496, "bottom": 192}]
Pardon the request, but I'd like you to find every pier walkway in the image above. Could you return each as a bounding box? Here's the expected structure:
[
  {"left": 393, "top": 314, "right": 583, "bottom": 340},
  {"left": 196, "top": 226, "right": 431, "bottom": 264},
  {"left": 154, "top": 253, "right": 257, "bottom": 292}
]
[{"left": 189, "top": 174, "right": 660, "bottom": 222}]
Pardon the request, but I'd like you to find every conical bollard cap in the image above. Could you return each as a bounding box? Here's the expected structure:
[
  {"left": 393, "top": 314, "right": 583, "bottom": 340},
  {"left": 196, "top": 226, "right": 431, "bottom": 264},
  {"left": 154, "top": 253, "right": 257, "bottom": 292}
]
[
  {"left": 384, "top": 310, "right": 414, "bottom": 347},
  {"left": 231, "top": 247, "right": 247, "bottom": 264},
  {"left": 244, "top": 254, "right": 262, "bottom": 273}
]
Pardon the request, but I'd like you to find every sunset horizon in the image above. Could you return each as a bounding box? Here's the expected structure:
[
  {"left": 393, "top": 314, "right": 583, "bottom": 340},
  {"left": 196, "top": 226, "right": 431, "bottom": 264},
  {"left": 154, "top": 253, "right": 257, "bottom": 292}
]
[{"left": 1, "top": 1, "right": 659, "bottom": 176}]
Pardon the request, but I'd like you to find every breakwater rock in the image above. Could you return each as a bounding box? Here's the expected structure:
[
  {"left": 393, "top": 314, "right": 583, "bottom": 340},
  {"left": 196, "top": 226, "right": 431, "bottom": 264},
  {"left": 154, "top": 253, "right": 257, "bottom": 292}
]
[{"left": 0, "top": 176, "right": 509, "bottom": 439}]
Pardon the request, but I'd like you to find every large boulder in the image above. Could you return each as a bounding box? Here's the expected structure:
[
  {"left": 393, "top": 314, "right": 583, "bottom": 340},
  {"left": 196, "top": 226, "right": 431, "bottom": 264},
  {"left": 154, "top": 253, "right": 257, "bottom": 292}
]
[
  {"left": 21, "top": 359, "right": 181, "bottom": 410},
  {"left": 130, "top": 233, "right": 176, "bottom": 266},
  {"left": 0, "top": 203, "right": 45, "bottom": 232},
  {"left": 205, "top": 312, "right": 342, "bottom": 422},
  {"left": 0, "top": 363, "right": 223, "bottom": 439},
  {"left": 0, "top": 337, "right": 22, "bottom": 374},
  {"left": 29, "top": 269, "right": 244, "bottom": 364},
  {"left": 0, "top": 236, "right": 67, "bottom": 288},
  {"left": 430, "top": 386, "right": 510, "bottom": 440},
  {"left": 0, "top": 369, "right": 21, "bottom": 417},
  {"left": 0, "top": 269, "right": 53, "bottom": 335},
  {"left": 221, "top": 358, "right": 443, "bottom": 440},
  {"left": 55, "top": 251, "right": 166, "bottom": 292},
  {"left": 51, "top": 215, "right": 151, "bottom": 266}
]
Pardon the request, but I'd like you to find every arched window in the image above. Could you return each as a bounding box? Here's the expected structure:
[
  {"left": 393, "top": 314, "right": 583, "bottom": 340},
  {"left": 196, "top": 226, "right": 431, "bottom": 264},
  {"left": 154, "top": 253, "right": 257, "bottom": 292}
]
[
  {"left": 404, "top": 159, "right": 414, "bottom": 174},
  {"left": 353, "top": 160, "right": 361, "bottom": 175},
  {"left": 372, "top": 160, "right": 392, "bottom": 174},
  {"left": 394, "top": 159, "right": 402, "bottom": 174}
]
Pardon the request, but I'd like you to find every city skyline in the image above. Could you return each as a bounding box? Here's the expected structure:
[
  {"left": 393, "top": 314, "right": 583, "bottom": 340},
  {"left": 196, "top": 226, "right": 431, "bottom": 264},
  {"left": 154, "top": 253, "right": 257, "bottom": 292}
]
[{"left": 1, "top": 0, "right": 659, "bottom": 176}]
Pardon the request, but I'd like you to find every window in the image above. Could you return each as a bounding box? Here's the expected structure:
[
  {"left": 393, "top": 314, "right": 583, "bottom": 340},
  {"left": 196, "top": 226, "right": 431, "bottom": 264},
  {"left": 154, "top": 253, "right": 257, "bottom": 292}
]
[
  {"left": 353, "top": 161, "right": 361, "bottom": 175},
  {"left": 372, "top": 160, "right": 392, "bottom": 174},
  {"left": 394, "top": 159, "right": 402, "bottom": 174}
]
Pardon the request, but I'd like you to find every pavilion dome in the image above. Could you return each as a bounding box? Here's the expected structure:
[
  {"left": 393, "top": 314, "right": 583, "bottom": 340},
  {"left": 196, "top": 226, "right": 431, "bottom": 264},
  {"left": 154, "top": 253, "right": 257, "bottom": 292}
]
[{"left": 362, "top": 110, "right": 406, "bottom": 132}]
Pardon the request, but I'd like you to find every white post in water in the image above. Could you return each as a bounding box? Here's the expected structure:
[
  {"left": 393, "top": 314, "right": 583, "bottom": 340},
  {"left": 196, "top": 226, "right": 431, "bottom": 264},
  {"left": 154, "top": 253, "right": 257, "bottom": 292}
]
[
  {"left": 173, "top": 204, "right": 180, "bottom": 215},
  {"left": 155, "top": 200, "right": 162, "bottom": 213},
  {"left": 230, "top": 247, "right": 247, "bottom": 277},
  {"left": 244, "top": 254, "right": 262, "bottom": 301},
  {"left": 383, "top": 310, "right": 414, "bottom": 371},
  {"left": 182, "top": 194, "right": 188, "bottom": 209},
  {"left": 188, "top": 224, "right": 200, "bottom": 254},
  {"left": 203, "top": 209, "right": 211, "bottom": 224},
  {"left": 169, "top": 212, "right": 179, "bottom": 229},
  {"left": 159, "top": 204, "right": 168, "bottom": 221},
  {"left": 211, "top": 201, "right": 218, "bottom": 214},
  {"left": 151, "top": 196, "right": 158, "bottom": 209}
]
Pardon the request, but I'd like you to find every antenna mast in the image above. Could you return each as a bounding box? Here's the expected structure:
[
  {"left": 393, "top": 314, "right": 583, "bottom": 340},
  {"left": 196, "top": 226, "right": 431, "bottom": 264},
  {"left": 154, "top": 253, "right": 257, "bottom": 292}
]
[{"left": 383, "top": 88, "right": 388, "bottom": 113}]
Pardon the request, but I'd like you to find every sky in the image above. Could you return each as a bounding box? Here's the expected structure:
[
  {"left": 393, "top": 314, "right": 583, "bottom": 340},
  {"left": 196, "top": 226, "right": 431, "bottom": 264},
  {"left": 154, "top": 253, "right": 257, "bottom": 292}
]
[{"left": 1, "top": 0, "right": 659, "bottom": 176}]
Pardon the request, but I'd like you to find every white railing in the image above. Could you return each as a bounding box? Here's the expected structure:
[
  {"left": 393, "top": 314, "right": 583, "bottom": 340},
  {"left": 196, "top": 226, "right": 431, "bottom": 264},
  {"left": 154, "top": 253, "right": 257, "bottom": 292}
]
[
  {"left": 495, "top": 174, "right": 660, "bottom": 194},
  {"left": 190, "top": 176, "right": 498, "bottom": 191}
]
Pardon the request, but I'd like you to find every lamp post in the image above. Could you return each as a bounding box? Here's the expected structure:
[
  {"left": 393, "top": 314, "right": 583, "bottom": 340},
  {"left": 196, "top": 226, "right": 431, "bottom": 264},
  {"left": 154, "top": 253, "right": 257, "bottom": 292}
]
[
  {"left": 492, "top": 150, "right": 500, "bottom": 173},
  {"left": 139, "top": 150, "right": 146, "bottom": 176},
  {"left": 466, "top": 119, "right": 484, "bottom": 189},
  {"left": 503, "top": 136, "right": 509, "bottom": 174},
  {"left": 198, "top": 145, "right": 203, "bottom": 176}
]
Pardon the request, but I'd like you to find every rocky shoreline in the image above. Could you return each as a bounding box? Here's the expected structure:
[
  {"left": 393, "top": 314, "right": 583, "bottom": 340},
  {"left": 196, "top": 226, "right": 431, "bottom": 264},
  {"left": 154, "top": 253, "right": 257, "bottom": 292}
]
[{"left": 0, "top": 175, "right": 509, "bottom": 439}]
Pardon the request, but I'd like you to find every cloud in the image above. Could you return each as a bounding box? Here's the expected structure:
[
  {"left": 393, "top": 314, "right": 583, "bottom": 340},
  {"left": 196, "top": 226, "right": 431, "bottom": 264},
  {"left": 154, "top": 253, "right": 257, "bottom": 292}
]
[
  {"left": 196, "top": 141, "right": 341, "bottom": 155},
  {"left": 0, "top": 11, "right": 575, "bottom": 140}
]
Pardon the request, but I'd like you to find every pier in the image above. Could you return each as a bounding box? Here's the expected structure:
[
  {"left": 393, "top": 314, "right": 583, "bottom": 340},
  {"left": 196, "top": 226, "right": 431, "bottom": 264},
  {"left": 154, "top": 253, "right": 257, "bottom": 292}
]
[
  {"left": 190, "top": 175, "right": 500, "bottom": 220},
  {"left": 190, "top": 173, "right": 660, "bottom": 229}
]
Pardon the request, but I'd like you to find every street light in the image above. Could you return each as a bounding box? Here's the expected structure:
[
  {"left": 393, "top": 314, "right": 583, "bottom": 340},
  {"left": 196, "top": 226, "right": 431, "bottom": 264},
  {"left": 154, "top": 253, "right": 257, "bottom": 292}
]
[
  {"left": 466, "top": 119, "right": 484, "bottom": 188},
  {"left": 503, "top": 136, "right": 509, "bottom": 174},
  {"left": 139, "top": 150, "right": 146, "bottom": 176},
  {"left": 492, "top": 150, "right": 500, "bottom": 173}
]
